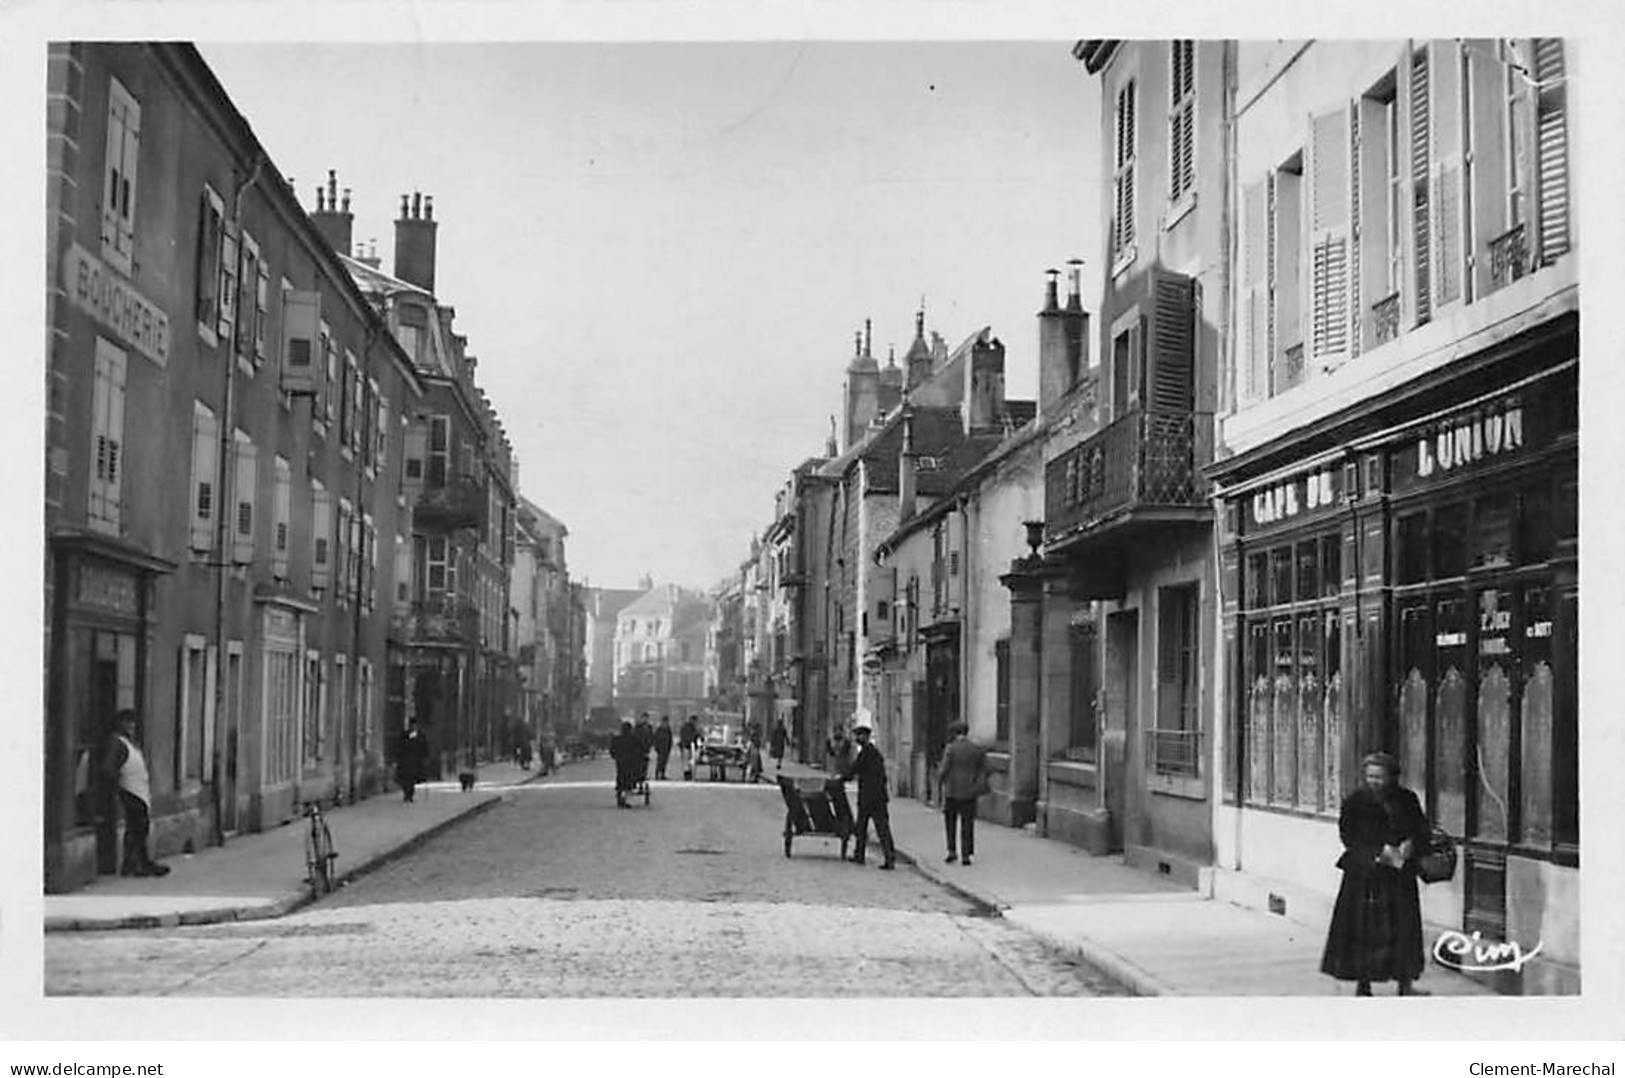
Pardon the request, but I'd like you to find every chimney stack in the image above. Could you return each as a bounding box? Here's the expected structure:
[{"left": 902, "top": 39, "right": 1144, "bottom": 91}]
[
  {"left": 310, "top": 168, "right": 354, "bottom": 256},
  {"left": 394, "top": 189, "right": 440, "bottom": 293},
  {"left": 964, "top": 332, "right": 1007, "bottom": 434},
  {"left": 904, "top": 306, "right": 932, "bottom": 391},
  {"left": 899, "top": 410, "right": 918, "bottom": 521},
  {"left": 1038, "top": 262, "right": 1091, "bottom": 421}
]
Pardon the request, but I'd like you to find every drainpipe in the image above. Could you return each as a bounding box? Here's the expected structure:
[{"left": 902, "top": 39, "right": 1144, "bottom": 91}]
[
  {"left": 346, "top": 321, "right": 379, "bottom": 804},
  {"left": 209, "top": 153, "right": 266, "bottom": 849},
  {"left": 1216, "top": 39, "right": 1240, "bottom": 874}
]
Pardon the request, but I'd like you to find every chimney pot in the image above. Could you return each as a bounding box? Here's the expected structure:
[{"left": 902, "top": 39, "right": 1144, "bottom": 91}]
[
  {"left": 316, "top": 188, "right": 325, "bottom": 212},
  {"left": 424, "top": 195, "right": 434, "bottom": 221},
  {"left": 1066, "top": 258, "right": 1084, "bottom": 310},
  {"left": 412, "top": 192, "right": 422, "bottom": 219},
  {"left": 327, "top": 169, "right": 337, "bottom": 207},
  {"left": 400, "top": 194, "right": 409, "bottom": 219},
  {"left": 1044, "top": 268, "right": 1060, "bottom": 311},
  {"left": 864, "top": 318, "right": 872, "bottom": 357},
  {"left": 342, "top": 188, "right": 352, "bottom": 213}
]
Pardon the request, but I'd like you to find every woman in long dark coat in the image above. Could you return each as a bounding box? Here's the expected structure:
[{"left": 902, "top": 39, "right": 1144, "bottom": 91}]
[
  {"left": 396, "top": 721, "right": 430, "bottom": 803},
  {"left": 610, "top": 721, "right": 639, "bottom": 808},
  {"left": 1321, "top": 751, "right": 1432, "bottom": 995}
]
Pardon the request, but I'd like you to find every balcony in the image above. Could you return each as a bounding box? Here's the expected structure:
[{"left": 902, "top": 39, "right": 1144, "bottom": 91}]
[
  {"left": 1489, "top": 222, "right": 1529, "bottom": 291},
  {"left": 1146, "top": 728, "right": 1201, "bottom": 777},
  {"left": 405, "top": 598, "right": 480, "bottom": 646},
  {"left": 412, "top": 477, "right": 486, "bottom": 532},
  {"left": 1044, "top": 407, "right": 1209, "bottom": 553},
  {"left": 1371, "top": 292, "right": 1401, "bottom": 346}
]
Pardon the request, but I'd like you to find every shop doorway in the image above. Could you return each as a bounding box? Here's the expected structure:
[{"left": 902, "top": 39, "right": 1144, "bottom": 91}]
[{"left": 1103, "top": 609, "right": 1138, "bottom": 852}]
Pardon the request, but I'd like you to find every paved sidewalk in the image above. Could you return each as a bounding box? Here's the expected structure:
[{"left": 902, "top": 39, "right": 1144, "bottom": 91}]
[
  {"left": 44, "top": 759, "right": 560, "bottom": 932},
  {"left": 775, "top": 759, "right": 1496, "bottom": 998}
]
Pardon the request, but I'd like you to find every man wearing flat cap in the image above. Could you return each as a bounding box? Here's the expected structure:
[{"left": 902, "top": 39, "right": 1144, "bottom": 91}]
[{"left": 840, "top": 722, "right": 895, "bottom": 869}]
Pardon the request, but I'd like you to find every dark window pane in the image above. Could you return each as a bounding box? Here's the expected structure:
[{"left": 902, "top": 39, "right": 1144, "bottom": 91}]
[
  {"left": 1321, "top": 534, "right": 1342, "bottom": 598},
  {"left": 1519, "top": 483, "right": 1554, "bottom": 565},
  {"left": 1434, "top": 502, "right": 1470, "bottom": 579},
  {"left": 1271, "top": 547, "right": 1293, "bottom": 605},
  {"left": 1434, "top": 597, "right": 1469, "bottom": 835},
  {"left": 1472, "top": 491, "right": 1515, "bottom": 570},
  {"left": 1296, "top": 541, "right": 1319, "bottom": 601},
  {"left": 1247, "top": 552, "right": 1269, "bottom": 608},
  {"left": 1397, "top": 511, "right": 1428, "bottom": 585}
]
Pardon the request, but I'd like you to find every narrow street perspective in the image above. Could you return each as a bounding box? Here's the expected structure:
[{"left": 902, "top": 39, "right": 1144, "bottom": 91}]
[{"left": 45, "top": 761, "right": 1126, "bottom": 997}]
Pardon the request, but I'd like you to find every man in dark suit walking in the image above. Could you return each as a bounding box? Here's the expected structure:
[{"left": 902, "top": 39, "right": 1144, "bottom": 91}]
[
  {"left": 840, "top": 724, "right": 895, "bottom": 870},
  {"left": 937, "top": 721, "right": 989, "bottom": 865}
]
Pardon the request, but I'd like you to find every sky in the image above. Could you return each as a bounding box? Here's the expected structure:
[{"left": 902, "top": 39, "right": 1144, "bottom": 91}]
[{"left": 197, "top": 41, "right": 1102, "bottom": 592}]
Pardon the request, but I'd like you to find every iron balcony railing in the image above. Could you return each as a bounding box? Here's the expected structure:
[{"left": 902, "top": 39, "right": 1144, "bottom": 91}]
[
  {"left": 1147, "top": 728, "right": 1202, "bottom": 777},
  {"left": 1489, "top": 222, "right": 1529, "bottom": 290},
  {"left": 407, "top": 597, "right": 481, "bottom": 644},
  {"left": 1045, "top": 407, "right": 1203, "bottom": 535},
  {"left": 1371, "top": 292, "right": 1402, "bottom": 346},
  {"left": 412, "top": 477, "right": 486, "bottom": 532}
]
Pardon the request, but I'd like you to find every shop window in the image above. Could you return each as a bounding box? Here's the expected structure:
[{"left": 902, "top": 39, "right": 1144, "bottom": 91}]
[
  {"left": 1473, "top": 587, "right": 1516, "bottom": 844},
  {"left": 1396, "top": 510, "right": 1428, "bottom": 585},
  {"left": 1517, "top": 584, "right": 1554, "bottom": 848},
  {"left": 1246, "top": 552, "right": 1268, "bottom": 608},
  {"left": 1472, "top": 491, "right": 1515, "bottom": 570},
  {"left": 1270, "top": 617, "right": 1296, "bottom": 803},
  {"left": 1245, "top": 619, "right": 1271, "bottom": 802},
  {"left": 1433, "top": 501, "right": 1470, "bottom": 579},
  {"left": 1295, "top": 540, "right": 1320, "bottom": 602},
  {"left": 1320, "top": 535, "right": 1342, "bottom": 598},
  {"left": 1270, "top": 547, "right": 1292, "bottom": 605},
  {"left": 1433, "top": 597, "right": 1470, "bottom": 836}
]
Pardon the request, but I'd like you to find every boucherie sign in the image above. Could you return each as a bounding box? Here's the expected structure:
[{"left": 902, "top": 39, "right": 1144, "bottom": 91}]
[{"left": 1393, "top": 394, "right": 1537, "bottom": 490}]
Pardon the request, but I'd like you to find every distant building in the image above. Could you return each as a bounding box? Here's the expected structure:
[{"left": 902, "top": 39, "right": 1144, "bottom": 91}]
[
  {"left": 612, "top": 583, "right": 712, "bottom": 722},
  {"left": 582, "top": 585, "right": 643, "bottom": 719}
]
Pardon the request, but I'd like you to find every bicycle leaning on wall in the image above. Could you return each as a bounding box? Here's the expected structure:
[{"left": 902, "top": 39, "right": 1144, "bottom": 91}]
[{"left": 303, "top": 801, "right": 338, "bottom": 894}]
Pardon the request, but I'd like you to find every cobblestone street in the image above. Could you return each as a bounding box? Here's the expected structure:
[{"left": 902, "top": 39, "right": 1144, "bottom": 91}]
[{"left": 46, "top": 761, "right": 1129, "bottom": 997}]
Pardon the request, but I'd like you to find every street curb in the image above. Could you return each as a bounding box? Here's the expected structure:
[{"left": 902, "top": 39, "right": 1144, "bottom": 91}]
[
  {"left": 45, "top": 791, "right": 505, "bottom": 934},
  {"left": 891, "top": 837, "right": 1169, "bottom": 998}
]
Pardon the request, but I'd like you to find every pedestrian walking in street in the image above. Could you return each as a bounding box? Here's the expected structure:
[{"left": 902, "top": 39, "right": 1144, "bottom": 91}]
[
  {"left": 634, "top": 713, "right": 655, "bottom": 785},
  {"left": 654, "top": 716, "right": 674, "bottom": 780},
  {"left": 1321, "top": 751, "right": 1432, "bottom": 996},
  {"left": 396, "top": 720, "right": 430, "bottom": 802},
  {"left": 840, "top": 723, "right": 895, "bottom": 869},
  {"left": 610, "top": 720, "right": 641, "bottom": 809},
  {"left": 937, "top": 721, "right": 989, "bottom": 866},
  {"left": 99, "top": 709, "right": 169, "bottom": 877},
  {"left": 679, "top": 715, "right": 699, "bottom": 780},
  {"left": 769, "top": 718, "right": 788, "bottom": 772}
]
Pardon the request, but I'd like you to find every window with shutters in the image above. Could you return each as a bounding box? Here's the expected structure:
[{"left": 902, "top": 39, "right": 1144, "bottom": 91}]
[
  {"left": 1110, "top": 321, "right": 1142, "bottom": 419},
  {"left": 195, "top": 187, "right": 225, "bottom": 343},
  {"left": 1409, "top": 44, "right": 1434, "bottom": 327},
  {"left": 234, "top": 232, "right": 261, "bottom": 362},
  {"left": 1168, "top": 41, "right": 1196, "bottom": 208},
  {"left": 375, "top": 393, "right": 389, "bottom": 473},
  {"left": 313, "top": 322, "right": 332, "bottom": 428},
  {"left": 310, "top": 479, "right": 332, "bottom": 592},
  {"left": 281, "top": 288, "right": 321, "bottom": 397},
  {"left": 88, "top": 338, "right": 127, "bottom": 535},
  {"left": 1272, "top": 155, "right": 1304, "bottom": 394},
  {"left": 1156, "top": 584, "right": 1200, "bottom": 733},
  {"left": 427, "top": 535, "right": 449, "bottom": 597},
  {"left": 100, "top": 77, "right": 139, "bottom": 275},
  {"left": 994, "top": 638, "right": 1011, "bottom": 743},
  {"left": 231, "top": 430, "right": 256, "bottom": 565},
  {"left": 1358, "top": 71, "right": 1403, "bottom": 350},
  {"left": 1307, "top": 107, "right": 1353, "bottom": 371},
  {"left": 358, "top": 659, "right": 374, "bottom": 755},
  {"left": 254, "top": 261, "right": 270, "bottom": 366},
  {"left": 271, "top": 456, "right": 291, "bottom": 580},
  {"left": 1112, "top": 79, "right": 1138, "bottom": 271},
  {"left": 395, "top": 534, "right": 412, "bottom": 611},
  {"left": 1068, "top": 622, "right": 1099, "bottom": 755},
  {"left": 361, "top": 513, "right": 376, "bottom": 614},
  {"left": 217, "top": 227, "right": 238, "bottom": 345},
  {"left": 348, "top": 354, "right": 364, "bottom": 457},
  {"left": 331, "top": 654, "right": 348, "bottom": 773},
  {"left": 335, "top": 499, "right": 353, "bottom": 608},
  {"left": 189, "top": 402, "right": 219, "bottom": 552},
  {"left": 427, "top": 414, "right": 450, "bottom": 487},
  {"left": 364, "top": 379, "right": 382, "bottom": 472},
  {"left": 1427, "top": 39, "right": 1467, "bottom": 312}
]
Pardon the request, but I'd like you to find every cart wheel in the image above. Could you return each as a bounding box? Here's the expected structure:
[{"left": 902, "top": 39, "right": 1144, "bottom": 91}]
[{"left": 784, "top": 832, "right": 793, "bottom": 858}]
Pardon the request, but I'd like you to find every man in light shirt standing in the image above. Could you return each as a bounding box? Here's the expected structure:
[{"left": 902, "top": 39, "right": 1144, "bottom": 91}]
[{"left": 101, "top": 709, "right": 169, "bottom": 877}]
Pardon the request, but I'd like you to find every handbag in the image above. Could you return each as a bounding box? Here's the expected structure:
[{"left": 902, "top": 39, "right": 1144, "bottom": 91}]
[{"left": 1414, "top": 825, "right": 1457, "bottom": 884}]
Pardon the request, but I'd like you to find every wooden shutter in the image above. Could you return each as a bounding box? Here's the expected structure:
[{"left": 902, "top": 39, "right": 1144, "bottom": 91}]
[
  {"left": 394, "top": 536, "right": 412, "bottom": 609},
  {"left": 231, "top": 434, "right": 257, "bottom": 565},
  {"left": 1409, "top": 44, "right": 1433, "bottom": 326},
  {"left": 190, "top": 404, "right": 218, "bottom": 551},
  {"left": 89, "top": 339, "right": 125, "bottom": 526},
  {"left": 1429, "top": 39, "right": 1466, "bottom": 309},
  {"left": 1272, "top": 170, "right": 1302, "bottom": 378},
  {"left": 1307, "top": 106, "right": 1352, "bottom": 369},
  {"left": 195, "top": 189, "right": 223, "bottom": 331},
  {"left": 217, "top": 229, "right": 239, "bottom": 342},
  {"left": 1145, "top": 269, "right": 1195, "bottom": 413},
  {"left": 1533, "top": 38, "right": 1569, "bottom": 263},
  {"left": 105, "top": 348, "right": 125, "bottom": 519},
  {"left": 115, "top": 88, "right": 138, "bottom": 261},
  {"left": 311, "top": 486, "right": 332, "bottom": 590},
  {"left": 1347, "top": 101, "right": 1362, "bottom": 358},
  {"left": 272, "top": 456, "right": 291, "bottom": 580},
  {"left": 99, "top": 92, "right": 123, "bottom": 253},
  {"left": 101, "top": 79, "right": 138, "bottom": 264},
  {"left": 376, "top": 393, "right": 389, "bottom": 471},
  {"left": 1240, "top": 179, "right": 1267, "bottom": 403},
  {"left": 1356, "top": 95, "right": 1394, "bottom": 349},
  {"left": 234, "top": 236, "right": 259, "bottom": 356},
  {"left": 280, "top": 291, "right": 320, "bottom": 395},
  {"left": 254, "top": 265, "right": 270, "bottom": 362}
]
